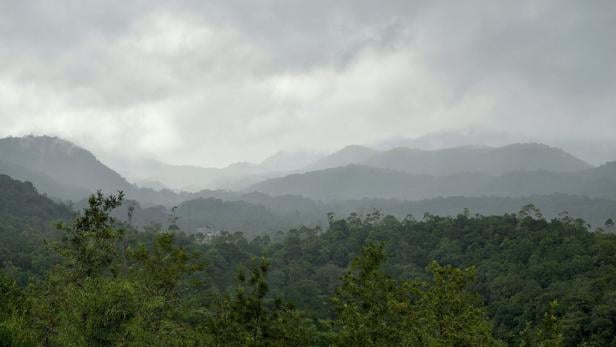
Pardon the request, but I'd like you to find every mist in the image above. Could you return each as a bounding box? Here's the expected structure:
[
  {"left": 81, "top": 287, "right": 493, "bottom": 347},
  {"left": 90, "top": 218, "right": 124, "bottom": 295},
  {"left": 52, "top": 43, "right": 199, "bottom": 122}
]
[
  {"left": 1, "top": 0, "right": 615, "bottom": 167},
  {"left": 3, "top": 2, "right": 616, "bottom": 345}
]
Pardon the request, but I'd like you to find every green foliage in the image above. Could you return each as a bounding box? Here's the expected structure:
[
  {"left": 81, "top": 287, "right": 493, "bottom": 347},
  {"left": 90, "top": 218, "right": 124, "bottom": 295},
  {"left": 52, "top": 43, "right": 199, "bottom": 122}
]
[
  {"left": 2, "top": 192, "right": 209, "bottom": 346},
  {"left": 332, "top": 243, "right": 498, "bottom": 346},
  {"left": 2, "top": 185, "right": 616, "bottom": 345},
  {"left": 520, "top": 301, "right": 564, "bottom": 347},
  {"left": 332, "top": 242, "right": 421, "bottom": 346},
  {"left": 207, "top": 257, "right": 316, "bottom": 346},
  {"left": 56, "top": 191, "right": 125, "bottom": 281},
  {"left": 0, "top": 175, "right": 72, "bottom": 284},
  {"left": 416, "top": 262, "right": 497, "bottom": 346},
  {"left": 0, "top": 273, "right": 22, "bottom": 346}
]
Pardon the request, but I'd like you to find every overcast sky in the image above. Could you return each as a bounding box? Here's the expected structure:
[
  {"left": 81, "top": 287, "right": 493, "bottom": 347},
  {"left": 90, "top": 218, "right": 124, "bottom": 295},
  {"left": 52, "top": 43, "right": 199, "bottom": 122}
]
[{"left": 1, "top": 1, "right": 615, "bottom": 167}]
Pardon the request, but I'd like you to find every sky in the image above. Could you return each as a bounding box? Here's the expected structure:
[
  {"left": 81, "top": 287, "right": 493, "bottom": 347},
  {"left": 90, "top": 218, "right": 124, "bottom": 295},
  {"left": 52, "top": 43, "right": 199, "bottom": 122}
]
[{"left": 1, "top": 0, "right": 615, "bottom": 167}]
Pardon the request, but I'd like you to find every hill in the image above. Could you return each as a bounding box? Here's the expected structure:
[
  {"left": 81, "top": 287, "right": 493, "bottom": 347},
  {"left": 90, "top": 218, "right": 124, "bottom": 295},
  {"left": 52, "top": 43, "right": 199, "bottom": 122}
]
[
  {"left": 329, "top": 194, "right": 616, "bottom": 228},
  {"left": 0, "top": 174, "right": 73, "bottom": 226},
  {"left": 107, "top": 151, "right": 323, "bottom": 192},
  {"left": 0, "top": 136, "right": 189, "bottom": 206},
  {"left": 248, "top": 163, "right": 616, "bottom": 202},
  {"left": 107, "top": 189, "right": 616, "bottom": 235},
  {"left": 311, "top": 143, "right": 591, "bottom": 176},
  {"left": 374, "top": 129, "right": 528, "bottom": 150},
  {"left": 0, "top": 136, "right": 132, "bottom": 198},
  {"left": 363, "top": 143, "right": 591, "bottom": 175},
  {"left": 0, "top": 174, "right": 74, "bottom": 283},
  {"left": 0, "top": 159, "right": 90, "bottom": 201},
  {"left": 306, "top": 145, "right": 378, "bottom": 171}
]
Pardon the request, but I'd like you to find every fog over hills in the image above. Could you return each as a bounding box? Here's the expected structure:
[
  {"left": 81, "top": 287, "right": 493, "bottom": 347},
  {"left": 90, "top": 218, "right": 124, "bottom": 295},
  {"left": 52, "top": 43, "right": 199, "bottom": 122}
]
[
  {"left": 363, "top": 143, "right": 590, "bottom": 175},
  {"left": 0, "top": 135, "right": 603, "bottom": 199},
  {"left": 0, "top": 136, "right": 132, "bottom": 199},
  {"left": 249, "top": 162, "right": 616, "bottom": 202},
  {"left": 306, "top": 145, "right": 378, "bottom": 171},
  {"left": 374, "top": 129, "right": 616, "bottom": 166},
  {"left": 1, "top": 134, "right": 615, "bottom": 234},
  {"left": 102, "top": 150, "right": 324, "bottom": 192},
  {"left": 3, "top": 2, "right": 616, "bottom": 344},
  {"left": 374, "top": 129, "right": 530, "bottom": 151},
  {"left": 304, "top": 143, "right": 591, "bottom": 176},
  {"left": 0, "top": 159, "right": 90, "bottom": 201}
]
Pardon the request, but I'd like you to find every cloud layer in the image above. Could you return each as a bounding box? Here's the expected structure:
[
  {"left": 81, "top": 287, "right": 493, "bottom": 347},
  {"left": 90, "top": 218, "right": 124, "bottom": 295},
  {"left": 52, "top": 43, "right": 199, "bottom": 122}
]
[{"left": 1, "top": 0, "right": 615, "bottom": 166}]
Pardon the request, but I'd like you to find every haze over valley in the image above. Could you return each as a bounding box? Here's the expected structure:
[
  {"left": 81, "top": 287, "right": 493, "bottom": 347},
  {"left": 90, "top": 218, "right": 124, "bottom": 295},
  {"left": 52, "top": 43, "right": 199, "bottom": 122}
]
[
  {"left": 2, "top": 133, "right": 616, "bottom": 234},
  {"left": 2, "top": 1, "right": 616, "bottom": 345}
]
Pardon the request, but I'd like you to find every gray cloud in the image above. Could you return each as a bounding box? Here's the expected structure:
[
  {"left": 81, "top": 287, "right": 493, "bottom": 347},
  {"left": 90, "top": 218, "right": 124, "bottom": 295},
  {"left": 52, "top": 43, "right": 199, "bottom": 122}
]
[{"left": 0, "top": 0, "right": 615, "bottom": 166}]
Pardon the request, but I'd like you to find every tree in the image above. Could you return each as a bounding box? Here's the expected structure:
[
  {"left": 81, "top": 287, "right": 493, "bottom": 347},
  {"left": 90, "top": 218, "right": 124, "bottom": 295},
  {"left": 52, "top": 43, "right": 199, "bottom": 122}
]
[
  {"left": 208, "top": 257, "right": 315, "bottom": 346},
  {"left": 332, "top": 243, "right": 501, "bottom": 346},
  {"left": 0, "top": 272, "right": 21, "bottom": 346},
  {"left": 6, "top": 192, "right": 207, "bottom": 346},
  {"left": 518, "top": 204, "right": 544, "bottom": 220},
  {"left": 332, "top": 242, "right": 422, "bottom": 346},
  {"left": 416, "top": 262, "right": 499, "bottom": 346},
  {"left": 126, "top": 232, "right": 205, "bottom": 345},
  {"left": 520, "top": 301, "right": 563, "bottom": 347},
  {"left": 56, "top": 191, "right": 125, "bottom": 281}
]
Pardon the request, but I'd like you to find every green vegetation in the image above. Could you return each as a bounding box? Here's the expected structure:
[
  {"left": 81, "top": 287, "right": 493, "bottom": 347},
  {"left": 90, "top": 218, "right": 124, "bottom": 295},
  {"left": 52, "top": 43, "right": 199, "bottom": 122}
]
[
  {"left": 0, "top": 175, "right": 73, "bottom": 284},
  {"left": 1, "top": 177, "right": 616, "bottom": 345}
]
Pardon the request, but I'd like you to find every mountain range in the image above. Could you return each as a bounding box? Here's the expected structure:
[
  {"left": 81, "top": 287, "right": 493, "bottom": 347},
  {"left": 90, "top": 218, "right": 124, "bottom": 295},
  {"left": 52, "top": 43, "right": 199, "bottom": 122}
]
[
  {"left": 310, "top": 143, "right": 590, "bottom": 175},
  {"left": 2, "top": 134, "right": 616, "bottom": 233},
  {"left": 249, "top": 162, "right": 616, "bottom": 201},
  {"left": 100, "top": 150, "right": 324, "bottom": 192}
]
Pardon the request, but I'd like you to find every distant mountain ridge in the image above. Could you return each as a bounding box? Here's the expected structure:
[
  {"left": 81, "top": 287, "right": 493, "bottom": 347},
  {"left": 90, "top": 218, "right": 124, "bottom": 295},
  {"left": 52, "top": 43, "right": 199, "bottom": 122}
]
[
  {"left": 363, "top": 143, "right": 591, "bottom": 175},
  {"left": 248, "top": 162, "right": 616, "bottom": 202},
  {"left": 0, "top": 136, "right": 132, "bottom": 195},
  {"left": 306, "top": 145, "right": 378, "bottom": 171},
  {"left": 107, "top": 150, "right": 324, "bottom": 192},
  {"left": 374, "top": 129, "right": 530, "bottom": 151},
  {"left": 309, "top": 143, "right": 591, "bottom": 175},
  {"left": 0, "top": 136, "right": 183, "bottom": 205},
  {"left": 374, "top": 129, "right": 616, "bottom": 166},
  {"left": 0, "top": 135, "right": 603, "bottom": 209}
]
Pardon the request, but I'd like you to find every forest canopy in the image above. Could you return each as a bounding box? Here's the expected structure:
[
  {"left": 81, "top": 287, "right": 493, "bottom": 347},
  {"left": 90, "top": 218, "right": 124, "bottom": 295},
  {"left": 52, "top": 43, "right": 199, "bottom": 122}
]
[{"left": 1, "top": 189, "right": 615, "bottom": 346}]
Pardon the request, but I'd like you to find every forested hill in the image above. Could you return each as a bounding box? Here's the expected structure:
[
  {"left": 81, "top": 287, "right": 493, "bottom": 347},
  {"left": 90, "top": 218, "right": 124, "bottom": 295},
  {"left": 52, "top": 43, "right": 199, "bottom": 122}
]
[
  {"left": 1, "top": 191, "right": 616, "bottom": 345},
  {"left": 0, "top": 136, "right": 132, "bottom": 198},
  {"left": 0, "top": 174, "right": 73, "bottom": 227},
  {"left": 249, "top": 163, "right": 616, "bottom": 201},
  {"left": 0, "top": 174, "right": 73, "bottom": 283},
  {"left": 113, "top": 192, "right": 616, "bottom": 235}
]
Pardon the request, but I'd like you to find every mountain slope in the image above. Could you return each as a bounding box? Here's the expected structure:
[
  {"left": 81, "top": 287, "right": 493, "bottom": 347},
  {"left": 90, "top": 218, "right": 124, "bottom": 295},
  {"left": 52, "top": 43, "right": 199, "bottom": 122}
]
[
  {"left": 0, "top": 174, "right": 74, "bottom": 282},
  {"left": 249, "top": 165, "right": 490, "bottom": 201},
  {"left": 0, "top": 136, "right": 132, "bottom": 195},
  {"left": 0, "top": 136, "right": 186, "bottom": 205},
  {"left": 375, "top": 129, "right": 529, "bottom": 151},
  {"left": 248, "top": 163, "right": 616, "bottom": 201},
  {"left": 105, "top": 150, "right": 323, "bottom": 192},
  {"left": 363, "top": 143, "right": 591, "bottom": 175},
  {"left": 0, "top": 174, "right": 73, "bottom": 225},
  {"left": 0, "top": 159, "right": 90, "bottom": 201},
  {"left": 306, "top": 145, "right": 378, "bottom": 171},
  {"left": 306, "top": 143, "right": 590, "bottom": 176}
]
